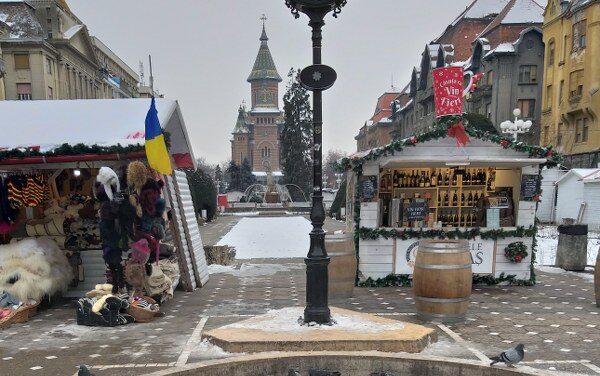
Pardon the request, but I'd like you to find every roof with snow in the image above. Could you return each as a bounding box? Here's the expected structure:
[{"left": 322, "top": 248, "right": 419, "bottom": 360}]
[
  {"left": 232, "top": 106, "right": 251, "bottom": 134},
  {"left": 0, "top": 98, "right": 197, "bottom": 168},
  {"left": 556, "top": 169, "right": 600, "bottom": 185},
  {"left": 479, "top": 0, "right": 544, "bottom": 38},
  {"left": 0, "top": 1, "right": 44, "bottom": 40},
  {"left": 449, "top": 0, "right": 509, "bottom": 26}
]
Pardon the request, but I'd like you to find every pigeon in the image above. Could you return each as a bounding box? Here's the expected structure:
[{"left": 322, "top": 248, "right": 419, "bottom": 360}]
[
  {"left": 489, "top": 343, "right": 525, "bottom": 368},
  {"left": 78, "top": 365, "right": 96, "bottom": 376},
  {"left": 288, "top": 369, "right": 302, "bottom": 376}
]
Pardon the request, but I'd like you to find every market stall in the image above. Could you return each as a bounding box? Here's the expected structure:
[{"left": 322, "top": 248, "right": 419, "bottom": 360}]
[
  {"left": 339, "top": 119, "right": 562, "bottom": 286},
  {"left": 0, "top": 99, "right": 209, "bottom": 328}
]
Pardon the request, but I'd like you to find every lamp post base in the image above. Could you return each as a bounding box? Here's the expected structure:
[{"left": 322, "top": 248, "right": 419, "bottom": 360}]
[{"left": 304, "top": 255, "right": 331, "bottom": 324}]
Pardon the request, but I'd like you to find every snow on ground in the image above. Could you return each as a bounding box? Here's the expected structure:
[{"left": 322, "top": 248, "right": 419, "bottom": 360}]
[
  {"left": 195, "top": 339, "right": 244, "bottom": 360},
  {"left": 536, "top": 226, "right": 599, "bottom": 266},
  {"left": 222, "top": 307, "right": 405, "bottom": 333},
  {"left": 208, "top": 263, "right": 304, "bottom": 276},
  {"left": 536, "top": 266, "right": 595, "bottom": 282},
  {"left": 216, "top": 216, "right": 312, "bottom": 259}
]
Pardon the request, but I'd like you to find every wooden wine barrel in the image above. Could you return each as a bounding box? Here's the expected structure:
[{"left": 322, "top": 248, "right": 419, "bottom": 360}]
[
  {"left": 595, "top": 252, "right": 600, "bottom": 308},
  {"left": 413, "top": 239, "right": 472, "bottom": 323},
  {"left": 326, "top": 233, "right": 357, "bottom": 299}
]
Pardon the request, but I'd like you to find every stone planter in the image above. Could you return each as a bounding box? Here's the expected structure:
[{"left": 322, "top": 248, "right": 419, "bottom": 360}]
[
  {"left": 326, "top": 232, "right": 357, "bottom": 299},
  {"left": 556, "top": 224, "right": 588, "bottom": 271}
]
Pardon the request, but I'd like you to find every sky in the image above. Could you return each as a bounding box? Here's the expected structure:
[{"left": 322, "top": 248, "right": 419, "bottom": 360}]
[{"left": 68, "top": 0, "right": 473, "bottom": 166}]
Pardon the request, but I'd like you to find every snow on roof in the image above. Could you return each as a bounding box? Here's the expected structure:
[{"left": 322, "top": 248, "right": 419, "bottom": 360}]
[
  {"left": 0, "top": 1, "right": 44, "bottom": 39},
  {"left": 62, "top": 24, "right": 83, "bottom": 39},
  {"left": 484, "top": 42, "right": 515, "bottom": 58},
  {"left": 556, "top": 169, "right": 600, "bottom": 184},
  {"left": 500, "top": 0, "right": 544, "bottom": 24},
  {"left": 250, "top": 107, "right": 282, "bottom": 114},
  {"left": 0, "top": 99, "right": 195, "bottom": 161},
  {"left": 91, "top": 36, "right": 140, "bottom": 82},
  {"left": 450, "top": 0, "right": 509, "bottom": 26},
  {"left": 251, "top": 171, "right": 283, "bottom": 177}
]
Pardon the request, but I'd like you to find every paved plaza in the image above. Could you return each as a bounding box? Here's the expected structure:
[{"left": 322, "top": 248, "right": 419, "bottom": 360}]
[{"left": 0, "top": 215, "right": 598, "bottom": 376}]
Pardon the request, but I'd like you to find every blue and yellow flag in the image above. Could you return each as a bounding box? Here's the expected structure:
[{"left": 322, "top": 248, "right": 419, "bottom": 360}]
[{"left": 145, "top": 97, "right": 173, "bottom": 175}]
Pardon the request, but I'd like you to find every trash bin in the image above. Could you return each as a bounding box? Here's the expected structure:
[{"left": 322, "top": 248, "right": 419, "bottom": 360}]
[
  {"left": 556, "top": 224, "right": 588, "bottom": 271},
  {"left": 326, "top": 232, "right": 356, "bottom": 299}
]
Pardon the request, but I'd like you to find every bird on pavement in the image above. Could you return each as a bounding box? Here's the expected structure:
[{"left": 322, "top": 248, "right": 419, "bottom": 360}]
[
  {"left": 490, "top": 343, "right": 525, "bottom": 368},
  {"left": 288, "top": 369, "right": 301, "bottom": 376},
  {"left": 78, "top": 365, "right": 96, "bottom": 376}
]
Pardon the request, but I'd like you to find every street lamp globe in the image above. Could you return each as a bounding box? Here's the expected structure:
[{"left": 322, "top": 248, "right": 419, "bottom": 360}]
[
  {"left": 513, "top": 108, "right": 521, "bottom": 117},
  {"left": 523, "top": 120, "right": 533, "bottom": 131}
]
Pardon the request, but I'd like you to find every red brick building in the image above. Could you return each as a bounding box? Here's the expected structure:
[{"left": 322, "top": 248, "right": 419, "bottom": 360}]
[{"left": 231, "top": 23, "right": 284, "bottom": 173}]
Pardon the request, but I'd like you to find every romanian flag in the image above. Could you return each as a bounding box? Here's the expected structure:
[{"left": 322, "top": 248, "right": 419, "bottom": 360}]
[{"left": 145, "top": 98, "right": 173, "bottom": 175}]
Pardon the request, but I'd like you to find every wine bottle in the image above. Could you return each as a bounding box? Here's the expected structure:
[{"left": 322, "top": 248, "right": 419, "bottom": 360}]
[
  {"left": 461, "top": 192, "right": 466, "bottom": 206},
  {"left": 452, "top": 172, "right": 457, "bottom": 186},
  {"left": 419, "top": 171, "right": 425, "bottom": 188},
  {"left": 443, "top": 191, "right": 449, "bottom": 206},
  {"left": 465, "top": 170, "right": 471, "bottom": 186},
  {"left": 431, "top": 171, "right": 437, "bottom": 187},
  {"left": 467, "top": 192, "right": 473, "bottom": 206},
  {"left": 393, "top": 171, "right": 398, "bottom": 188},
  {"left": 452, "top": 191, "right": 458, "bottom": 206},
  {"left": 437, "top": 170, "right": 443, "bottom": 186},
  {"left": 437, "top": 191, "right": 442, "bottom": 206},
  {"left": 473, "top": 192, "right": 479, "bottom": 203},
  {"left": 425, "top": 172, "right": 431, "bottom": 187}
]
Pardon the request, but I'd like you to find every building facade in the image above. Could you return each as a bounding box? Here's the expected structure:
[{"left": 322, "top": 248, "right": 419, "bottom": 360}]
[
  {"left": 0, "top": 0, "right": 139, "bottom": 101},
  {"left": 541, "top": 0, "right": 600, "bottom": 168},
  {"left": 356, "top": 0, "right": 545, "bottom": 150},
  {"left": 355, "top": 91, "right": 401, "bottom": 152},
  {"left": 231, "top": 23, "right": 284, "bottom": 173}
]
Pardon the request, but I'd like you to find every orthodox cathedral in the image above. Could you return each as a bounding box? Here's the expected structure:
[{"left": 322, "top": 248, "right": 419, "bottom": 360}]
[{"left": 230, "top": 19, "right": 284, "bottom": 175}]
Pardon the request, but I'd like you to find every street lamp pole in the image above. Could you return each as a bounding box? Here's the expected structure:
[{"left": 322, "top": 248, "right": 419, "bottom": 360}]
[{"left": 285, "top": 0, "right": 346, "bottom": 324}]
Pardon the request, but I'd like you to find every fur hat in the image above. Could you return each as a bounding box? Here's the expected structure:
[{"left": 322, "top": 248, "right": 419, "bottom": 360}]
[
  {"left": 96, "top": 167, "right": 120, "bottom": 201},
  {"left": 127, "top": 161, "right": 149, "bottom": 194},
  {"left": 130, "top": 239, "right": 151, "bottom": 264}
]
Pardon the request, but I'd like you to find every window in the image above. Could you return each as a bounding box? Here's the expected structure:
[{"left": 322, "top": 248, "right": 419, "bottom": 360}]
[
  {"left": 17, "top": 83, "right": 32, "bottom": 100},
  {"left": 48, "top": 32, "right": 53, "bottom": 39},
  {"left": 548, "top": 41, "right": 555, "bottom": 66},
  {"left": 569, "top": 70, "right": 584, "bottom": 99},
  {"left": 546, "top": 85, "right": 553, "bottom": 109},
  {"left": 47, "top": 86, "right": 53, "bottom": 99},
  {"left": 518, "top": 65, "right": 537, "bottom": 84},
  {"left": 572, "top": 19, "right": 587, "bottom": 51},
  {"left": 557, "top": 123, "right": 563, "bottom": 146},
  {"left": 14, "top": 54, "right": 30, "bottom": 69},
  {"left": 562, "top": 35, "right": 569, "bottom": 62},
  {"left": 559, "top": 80, "right": 564, "bottom": 103},
  {"left": 46, "top": 57, "right": 52, "bottom": 75},
  {"left": 575, "top": 118, "right": 589, "bottom": 143},
  {"left": 261, "top": 147, "right": 271, "bottom": 158},
  {"left": 486, "top": 70, "right": 493, "bottom": 86},
  {"left": 518, "top": 99, "right": 535, "bottom": 118}
]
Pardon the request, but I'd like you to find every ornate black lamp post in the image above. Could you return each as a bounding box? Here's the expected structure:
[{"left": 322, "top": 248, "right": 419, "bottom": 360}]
[{"left": 284, "top": 0, "right": 347, "bottom": 324}]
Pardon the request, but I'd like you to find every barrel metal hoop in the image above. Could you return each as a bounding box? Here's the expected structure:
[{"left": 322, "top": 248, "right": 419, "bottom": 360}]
[
  {"left": 415, "top": 264, "right": 472, "bottom": 270},
  {"left": 415, "top": 296, "right": 470, "bottom": 303}
]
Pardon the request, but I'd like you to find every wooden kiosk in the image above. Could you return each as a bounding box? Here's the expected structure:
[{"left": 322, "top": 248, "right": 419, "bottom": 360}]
[{"left": 340, "top": 123, "right": 562, "bottom": 286}]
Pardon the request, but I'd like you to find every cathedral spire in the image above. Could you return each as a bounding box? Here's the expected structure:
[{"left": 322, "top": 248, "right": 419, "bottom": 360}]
[{"left": 247, "top": 15, "right": 282, "bottom": 83}]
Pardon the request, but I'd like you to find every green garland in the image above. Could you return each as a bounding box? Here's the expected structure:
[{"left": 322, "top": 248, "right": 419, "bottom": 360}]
[
  {"left": 354, "top": 171, "right": 362, "bottom": 286},
  {"left": 358, "top": 226, "right": 538, "bottom": 241},
  {"left": 358, "top": 272, "right": 533, "bottom": 288},
  {"left": 0, "top": 143, "right": 145, "bottom": 161},
  {"left": 335, "top": 114, "right": 563, "bottom": 173}
]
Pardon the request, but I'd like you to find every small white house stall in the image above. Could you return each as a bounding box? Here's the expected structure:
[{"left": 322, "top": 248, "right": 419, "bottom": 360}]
[
  {"left": 555, "top": 169, "right": 600, "bottom": 231},
  {"left": 341, "top": 129, "right": 560, "bottom": 285},
  {"left": 537, "top": 167, "right": 567, "bottom": 224}
]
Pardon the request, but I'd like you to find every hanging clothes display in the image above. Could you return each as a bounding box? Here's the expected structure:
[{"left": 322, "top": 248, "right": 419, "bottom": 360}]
[
  {"left": 7, "top": 175, "right": 27, "bottom": 209},
  {"left": 0, "top": 177, "right": 17, "bottom": 224}
]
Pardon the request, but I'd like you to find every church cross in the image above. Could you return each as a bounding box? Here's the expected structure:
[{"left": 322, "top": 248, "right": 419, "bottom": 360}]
[{"left": 261, "top": 14, "right": 267, "bottom": 25}]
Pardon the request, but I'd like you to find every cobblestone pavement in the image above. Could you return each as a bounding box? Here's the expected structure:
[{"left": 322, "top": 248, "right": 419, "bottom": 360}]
[{"left": 1, "top": 215, "right": 598, "bottom": 376}]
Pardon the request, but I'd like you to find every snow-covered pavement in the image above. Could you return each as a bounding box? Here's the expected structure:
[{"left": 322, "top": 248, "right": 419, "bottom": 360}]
[{"left": 216, "top": 216, "right": 312, "bottom": 259}]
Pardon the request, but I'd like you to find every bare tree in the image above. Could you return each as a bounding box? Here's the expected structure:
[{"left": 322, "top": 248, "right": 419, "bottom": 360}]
[{"left": 323, "top": 149, "right": 347, "bottom": 189}]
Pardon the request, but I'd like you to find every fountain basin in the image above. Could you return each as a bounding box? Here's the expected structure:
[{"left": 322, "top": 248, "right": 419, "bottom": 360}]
[{"left": 144, "top": 352, "right": 545, "bottom": 376}]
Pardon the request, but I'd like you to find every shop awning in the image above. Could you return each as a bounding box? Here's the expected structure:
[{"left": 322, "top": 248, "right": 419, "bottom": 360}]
[
  {"left": 380, "top": 157, "right": 547, "bottom": 168},
  {"left": 0, "top": 99, "right": 196, "bottom": 169}
]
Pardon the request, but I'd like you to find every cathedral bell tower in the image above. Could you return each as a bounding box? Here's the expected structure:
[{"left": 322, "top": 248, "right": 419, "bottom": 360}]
[{"left": 247, "top": 15, "right": 282, "bottom": 110}]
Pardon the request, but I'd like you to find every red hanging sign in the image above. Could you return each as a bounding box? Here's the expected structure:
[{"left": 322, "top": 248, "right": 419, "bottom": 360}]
[{"left": 433, "top": 66, "right": 464, "bottom": 118}]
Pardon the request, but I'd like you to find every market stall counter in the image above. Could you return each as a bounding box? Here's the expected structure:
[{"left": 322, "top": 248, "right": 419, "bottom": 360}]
[{"left": 340, "top": 125, "right": 562, "bottom": 286}]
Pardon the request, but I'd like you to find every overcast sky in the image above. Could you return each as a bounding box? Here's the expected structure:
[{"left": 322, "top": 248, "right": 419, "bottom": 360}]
[{"left": 68, "top": 0, "right": 472, "bottom": 165}]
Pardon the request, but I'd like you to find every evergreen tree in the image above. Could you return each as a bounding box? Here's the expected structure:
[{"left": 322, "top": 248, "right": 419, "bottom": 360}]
[
  {"left": 465, "top": 113, "right": 498, "bottom": 134},
  {"left": 225, "top": 160, "right": 241, "bottom": 192},
  {"left": 240, "top": 158, "right": 256, "bottom": 191},
  {"left": 281, "top": 69, "right": 313, "bottom": 196},
  {"left": 185, "top": 168, "right": 217, "bottom": 221},
  {"left": 214, "top": 164, "right": 223, "bottom": 193}
]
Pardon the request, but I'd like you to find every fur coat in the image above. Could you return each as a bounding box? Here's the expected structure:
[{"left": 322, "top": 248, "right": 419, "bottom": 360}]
[{"left": 0, "top": 238, "right": 73, "bottom": 301}]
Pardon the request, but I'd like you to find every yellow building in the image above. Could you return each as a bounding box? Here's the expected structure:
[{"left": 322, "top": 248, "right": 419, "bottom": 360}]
[{"left": 541, "top": 0, "right": 600, "bottom": 168}]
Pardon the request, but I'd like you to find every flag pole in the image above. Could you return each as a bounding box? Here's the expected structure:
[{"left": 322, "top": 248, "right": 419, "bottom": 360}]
[{"left": 149, "top": 55, "right": 154, "bottom": 96}]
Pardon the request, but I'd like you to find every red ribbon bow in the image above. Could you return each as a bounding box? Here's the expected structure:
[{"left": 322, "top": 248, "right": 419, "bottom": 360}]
[{"left": 447, "top": 122, "right": 470, "bottom": 147}]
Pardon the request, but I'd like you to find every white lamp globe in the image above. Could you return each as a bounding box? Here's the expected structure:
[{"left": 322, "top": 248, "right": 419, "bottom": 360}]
[
  {"left": 513, "top": 108, "right": 521, "bottom": 117},
  {"left": 500, "top": 121, "right": 509, "bottom": 131},
  {"left": 516, "top": 119, "right": 525, "bottom": 129},
  {"left": 524, "top": 120, "right": 533, "bottom": 130}
]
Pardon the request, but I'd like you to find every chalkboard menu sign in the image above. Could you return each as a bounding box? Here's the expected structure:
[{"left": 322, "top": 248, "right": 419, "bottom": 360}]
[
  {"left": 405, "top": 201, "right": 429, "bottom": 221},
  {"left": 520, "top": 175, "right": 539, "bottom": 201},
  {"left": 360, "top": 175, "right": 378, "bottom": 202}
]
